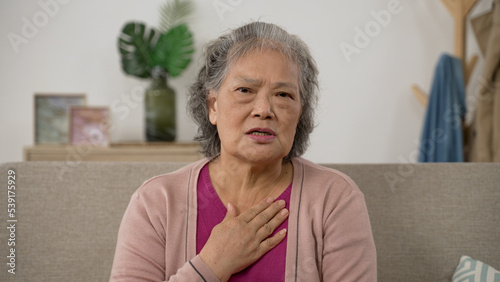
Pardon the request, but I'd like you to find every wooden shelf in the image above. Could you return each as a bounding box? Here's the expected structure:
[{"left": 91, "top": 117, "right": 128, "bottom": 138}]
[{"left": 24, "top": 142, "right": 204, "bottom": 162}]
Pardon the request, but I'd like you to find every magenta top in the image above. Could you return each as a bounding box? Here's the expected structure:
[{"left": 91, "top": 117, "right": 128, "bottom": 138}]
[{"left": 196, "top": 163, "right": 291, "bottom": 281}]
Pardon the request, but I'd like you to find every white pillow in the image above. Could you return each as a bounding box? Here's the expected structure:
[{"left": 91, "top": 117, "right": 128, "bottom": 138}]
[{"left": 452, "top": 255, "right": 500, "bottom": 282}]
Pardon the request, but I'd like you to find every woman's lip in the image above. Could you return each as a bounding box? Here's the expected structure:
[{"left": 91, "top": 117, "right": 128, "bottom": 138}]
[
  {"left": 247, "top": 133, "right": 276, "bottom": 142},
  {"left": 245, "top": 128, "right": 276, "bottom": 135},
  {"left": 246, "top": 128, "right": 276, "bottom": 143}
]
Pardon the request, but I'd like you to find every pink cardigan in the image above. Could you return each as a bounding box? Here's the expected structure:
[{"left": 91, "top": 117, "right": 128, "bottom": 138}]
[{"left": 110, "top": 157, "right": 377, "bottom": 281}]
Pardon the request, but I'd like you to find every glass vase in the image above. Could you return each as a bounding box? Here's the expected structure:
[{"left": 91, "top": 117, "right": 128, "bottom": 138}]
[{"left": 144, "top": 68, "right": 176, "bottom": 142}]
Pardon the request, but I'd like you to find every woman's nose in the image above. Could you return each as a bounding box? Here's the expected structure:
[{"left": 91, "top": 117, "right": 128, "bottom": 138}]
[{"left": 251, "top": 92, "right": 275, "bottom": 119}]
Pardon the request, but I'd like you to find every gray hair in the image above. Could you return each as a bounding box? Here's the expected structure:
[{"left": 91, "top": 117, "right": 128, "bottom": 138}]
[{"left": 187, "top": 21, "right": 319, "bottom": 161}]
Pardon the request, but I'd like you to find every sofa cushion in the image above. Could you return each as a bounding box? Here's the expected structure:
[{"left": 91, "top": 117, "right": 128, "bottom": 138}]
[{"left": 452, "top": 255, "right": 500, "bottom": 282}]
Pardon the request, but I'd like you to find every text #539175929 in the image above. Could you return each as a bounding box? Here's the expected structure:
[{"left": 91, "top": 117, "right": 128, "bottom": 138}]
[{"left": 6, "top": 169, "right": 17, "bottom": 275}]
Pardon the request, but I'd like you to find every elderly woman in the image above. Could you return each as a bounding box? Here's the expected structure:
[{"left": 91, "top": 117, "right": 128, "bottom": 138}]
[{"left": 110, "top": 22, "right": 376, "bottom": 281}]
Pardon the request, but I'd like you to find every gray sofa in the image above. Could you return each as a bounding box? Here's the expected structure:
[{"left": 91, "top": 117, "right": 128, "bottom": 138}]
[{"left": 0, "top": 161, "right": 499, "bottom": 281}]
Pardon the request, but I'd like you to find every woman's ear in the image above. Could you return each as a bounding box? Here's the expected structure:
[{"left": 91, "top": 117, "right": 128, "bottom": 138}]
[{"left": 208, "top": 90, "right": 217, "bottom": 125}]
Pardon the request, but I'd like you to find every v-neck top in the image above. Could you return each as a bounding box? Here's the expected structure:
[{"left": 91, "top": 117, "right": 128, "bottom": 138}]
[{"left": 196, "top": 163, "right": 291, "bottom": 281}]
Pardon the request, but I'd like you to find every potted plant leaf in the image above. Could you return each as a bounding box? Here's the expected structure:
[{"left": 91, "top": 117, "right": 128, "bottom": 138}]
[{"left": 118, "top": 0, "right": 194, "bottom": 141}]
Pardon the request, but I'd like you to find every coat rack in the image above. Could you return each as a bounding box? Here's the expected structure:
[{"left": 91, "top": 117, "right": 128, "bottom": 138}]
[{"left": 411, "top": 0, "right": 479, "bottom": 106}]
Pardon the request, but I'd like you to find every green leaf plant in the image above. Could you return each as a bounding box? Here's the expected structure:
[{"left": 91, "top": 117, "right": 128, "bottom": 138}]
[{"left": 118, "top": 0, "right": 194, "bottom": 79}]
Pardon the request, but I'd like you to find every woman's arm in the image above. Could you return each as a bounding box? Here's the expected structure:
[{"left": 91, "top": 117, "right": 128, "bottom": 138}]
[
  {"left": 110, "top": 191, "right": 288, "bottom": 282},
  {"left": 322, "top": 188, "right": 377, "bottom": 281},
  {"left": 109, "top": 192, "right": 220, "bottom": 282}
]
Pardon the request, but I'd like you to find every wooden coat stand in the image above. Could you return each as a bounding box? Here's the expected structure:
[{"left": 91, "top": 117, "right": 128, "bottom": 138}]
[{"left": 411, "top": 0, "right": 479, "bottom": 106}]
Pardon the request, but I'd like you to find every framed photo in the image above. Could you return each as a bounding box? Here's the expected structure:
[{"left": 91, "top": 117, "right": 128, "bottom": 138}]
[
  {"left": 69, "top": 106, "right": 110, "bottom": 146},
  {"left": 34, "top": 93, "right": 87, "bottom": 144}
]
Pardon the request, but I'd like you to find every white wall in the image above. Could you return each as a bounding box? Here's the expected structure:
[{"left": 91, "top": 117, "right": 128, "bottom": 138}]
[{"left": 0, "top": 0, "right": 492, "bottom": 163}]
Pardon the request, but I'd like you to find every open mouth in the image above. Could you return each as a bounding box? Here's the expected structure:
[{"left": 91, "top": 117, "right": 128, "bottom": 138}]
[
  {"left": 246, "top": 128, "right": 276, "bottom": 139},
  {"left": 249, "top": 131, "right": 273, "bottom": 136}
]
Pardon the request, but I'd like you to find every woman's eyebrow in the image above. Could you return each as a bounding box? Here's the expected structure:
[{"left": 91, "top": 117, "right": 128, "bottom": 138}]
[
  {"left": 272, "top": 82, "right": 298, "bottom": 92},
  {"left": 234, "top": 77, "right": 298, "bottom": 91},
  {"left": 234, "top": 76, "right": 262, "bottom": 86}
]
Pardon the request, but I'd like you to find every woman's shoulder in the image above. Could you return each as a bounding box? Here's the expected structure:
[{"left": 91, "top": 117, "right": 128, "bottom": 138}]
[
  {"left": 133, "top": 159, "right": 209, "bottom": 199},
  {"left": 292, "top": 157, "right": 362, "bottom": 199},
  {"left": 293, "top": 157, "right": 358, "bottom": 185}
]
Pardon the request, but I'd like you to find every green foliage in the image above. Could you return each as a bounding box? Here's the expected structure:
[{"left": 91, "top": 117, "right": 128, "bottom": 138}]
[
  {"left": 158, "top": 0, "right": 194, "bottom": 33},
  {"left": 152, "top": 24, "right": 194, "bottom": 77},
  {"left": 117, "top": 0, "right": 194, "bottom": 79},
  {"left": 118, "top": 22, "right": 159, "bottom": 78}
]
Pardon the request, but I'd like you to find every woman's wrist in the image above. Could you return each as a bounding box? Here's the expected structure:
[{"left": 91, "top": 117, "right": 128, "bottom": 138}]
[{"left": 199, "top": 250, "right": 231, "bottom": 282}]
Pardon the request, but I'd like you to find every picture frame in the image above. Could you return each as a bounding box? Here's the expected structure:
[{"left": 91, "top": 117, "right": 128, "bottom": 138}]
[
  {"left": 34, "top": 93, "right": 87, "bottom": 144},
  {"left": 69, "top": 106, "right": 110, "bottom": 146}
]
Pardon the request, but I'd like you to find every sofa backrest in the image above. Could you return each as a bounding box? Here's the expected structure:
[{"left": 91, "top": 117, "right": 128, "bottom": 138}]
[
  {"left": 0, "top": 162, "right": 499, "bottom": 281},
  {"left": 322, "top": 163, "right": 500, "bottom": 281}
]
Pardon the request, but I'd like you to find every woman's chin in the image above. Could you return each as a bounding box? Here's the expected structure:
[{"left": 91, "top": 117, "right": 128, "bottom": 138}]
[
  {"left": 236, "top": 149, "right": 287, "bottom": 164},
  {"left": 220, "top": 142, "right": 290, "bottom": 164}
]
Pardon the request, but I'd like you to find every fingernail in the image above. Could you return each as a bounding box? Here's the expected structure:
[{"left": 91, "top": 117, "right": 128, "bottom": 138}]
[
  {"left": 277, "top": 200, "right": 286, "bottom": 207},
  {"left": 280, "top": 228, "right": 287, "bottom": 235},
  {"left": 266, "top": 197, "right": 274, "bottom": 204},
  {"left": 281, "top": 209, "right": 288, "bottom": 216}
]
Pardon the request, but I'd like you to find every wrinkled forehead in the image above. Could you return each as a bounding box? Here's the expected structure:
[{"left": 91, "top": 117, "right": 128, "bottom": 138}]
[
  {"left": 227, "top": 38, "right": 297, "bottom": 68},
  {"left": 224, "top": 40, "right": 301, "bottom": 87}
]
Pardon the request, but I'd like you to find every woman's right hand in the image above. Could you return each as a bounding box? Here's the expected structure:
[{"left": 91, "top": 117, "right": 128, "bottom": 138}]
[{"left": 198, "top": 197, "right": 289, "bottom": 282}]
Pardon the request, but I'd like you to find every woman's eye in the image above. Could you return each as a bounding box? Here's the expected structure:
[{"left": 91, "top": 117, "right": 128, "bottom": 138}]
[
  {"left": 237, "top": 87, "right": 250, "bottom": 93},
  {"left": 278, "top": 92, "right": 291, "bottom": 98}
]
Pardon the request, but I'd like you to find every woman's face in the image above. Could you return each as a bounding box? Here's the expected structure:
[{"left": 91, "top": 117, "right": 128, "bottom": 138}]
[{"left": 208, "top": 48, "right": 302, "bottom": 165}]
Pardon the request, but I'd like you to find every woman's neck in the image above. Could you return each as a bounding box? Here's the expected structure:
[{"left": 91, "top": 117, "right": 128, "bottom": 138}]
[{"left": 208, "top": 155, "right": 293, "bottom": 214}]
